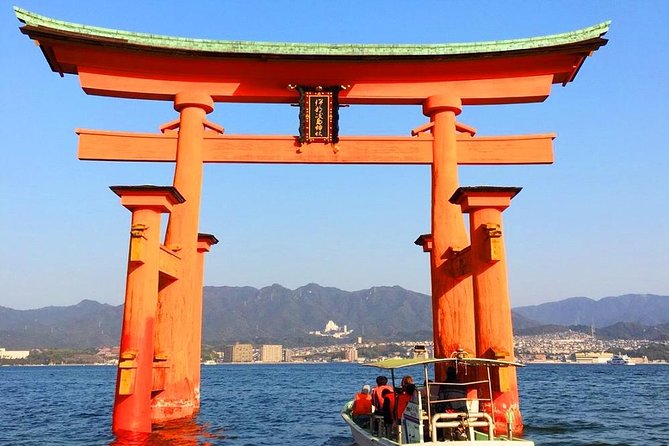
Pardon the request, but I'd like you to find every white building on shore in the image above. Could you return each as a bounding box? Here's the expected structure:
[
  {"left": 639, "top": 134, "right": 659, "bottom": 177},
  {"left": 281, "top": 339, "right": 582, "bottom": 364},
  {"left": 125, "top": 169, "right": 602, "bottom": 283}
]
[
  {"left": 309, "top": 320, "right": 353, "bottom": 338},
  {"left": 0, "top": 347, "right": 30, "bottom": 360}
]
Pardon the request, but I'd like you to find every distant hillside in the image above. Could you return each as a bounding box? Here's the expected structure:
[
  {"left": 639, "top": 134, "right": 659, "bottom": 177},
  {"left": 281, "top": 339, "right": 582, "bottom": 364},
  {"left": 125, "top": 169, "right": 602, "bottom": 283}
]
[
  {"left": 201, "top": 283, "right": 433, "bottom": 345},
  {"left": 596, "top": 321, "right": 669, "bottom": 341},
  {"left": 513, "top": 294, "right": 669, "bottom": 327},
  {"left": 0, "top": 300, "right": 122, "bottom": 349},
  {"left": 515, "top": 324, "right": 590, "bottom": 337},
  {"left": 511, "top": 312, "right": 544, "bottom": 331},
  {"left": 0, "top": 284, "right": 433, "bottom": 349},
  {"left": 2, "top": 288, "right": 668, "bottom": 349}
]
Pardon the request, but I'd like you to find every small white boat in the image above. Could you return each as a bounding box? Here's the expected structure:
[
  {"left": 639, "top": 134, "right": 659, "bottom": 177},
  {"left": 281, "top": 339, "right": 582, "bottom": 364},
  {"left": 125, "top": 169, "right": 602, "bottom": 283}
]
[
  {"left": 342, "top": 357, "right": 534, "bottom": 445},
  {"left": 607, "top": 354, "right": 634, "bottom": 365}
]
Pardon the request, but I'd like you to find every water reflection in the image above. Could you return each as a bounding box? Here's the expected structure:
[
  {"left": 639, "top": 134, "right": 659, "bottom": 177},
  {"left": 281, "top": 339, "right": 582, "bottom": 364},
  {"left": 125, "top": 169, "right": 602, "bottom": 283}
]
[{"left": 111, "top": 417, "right": 225, "bottom": 445}]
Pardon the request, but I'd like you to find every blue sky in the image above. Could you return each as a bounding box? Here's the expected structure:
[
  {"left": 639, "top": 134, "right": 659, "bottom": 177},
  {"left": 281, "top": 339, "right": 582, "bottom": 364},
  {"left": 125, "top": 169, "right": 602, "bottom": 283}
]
[{"left": 1, "top": 1, "right": 668, "bottom": 310}]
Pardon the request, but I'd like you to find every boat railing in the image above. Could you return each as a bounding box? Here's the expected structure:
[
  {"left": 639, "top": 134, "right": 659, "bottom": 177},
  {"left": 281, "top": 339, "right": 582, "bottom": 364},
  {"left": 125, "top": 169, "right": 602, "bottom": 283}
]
[
  {"left": 426, "top": 379, "right": 491, "bottom": 408},
  {"left": 429, "top": 396, "right": 489, "bottom": 405},
  {"left": 422, "top": 377, "right": 495, "bottom": 441},
  {"left": 430, "top": 411, "right": 494, "bottom": 442},
  {"left": 430, "top": 380, "right": 489, "bottom": 387}
]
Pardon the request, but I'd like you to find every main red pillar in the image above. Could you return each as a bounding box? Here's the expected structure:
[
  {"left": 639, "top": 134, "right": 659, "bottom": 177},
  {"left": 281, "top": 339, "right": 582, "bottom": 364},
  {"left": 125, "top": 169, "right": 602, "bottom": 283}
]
[
  {"left": 110, "top": 186, "right": 184, "bottom": 434},
  {"left": 153, "top": 91, "right": 214, "bottom": 421},
  {"left": 450, "top": 186, "right": 523, "bottom": 436},
  {"left": 423, "top": 95, "right": 476, "bottom": 379}
]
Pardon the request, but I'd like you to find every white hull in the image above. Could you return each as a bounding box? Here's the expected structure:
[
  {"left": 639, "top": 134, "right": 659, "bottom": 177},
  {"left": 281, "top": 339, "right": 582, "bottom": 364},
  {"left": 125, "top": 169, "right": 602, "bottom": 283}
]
[
  {"left": 607, "top": 354, "right": 634, "bottom": 365},
  {"left": 342, "top": 409, "right": 533, "bottom": 445}
]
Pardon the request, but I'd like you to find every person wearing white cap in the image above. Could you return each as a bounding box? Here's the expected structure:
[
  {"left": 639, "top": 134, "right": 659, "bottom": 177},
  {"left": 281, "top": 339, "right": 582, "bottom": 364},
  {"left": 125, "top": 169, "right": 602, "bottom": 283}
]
[{"left": 352, "top": 384, "right": 373, "bottom": 427}]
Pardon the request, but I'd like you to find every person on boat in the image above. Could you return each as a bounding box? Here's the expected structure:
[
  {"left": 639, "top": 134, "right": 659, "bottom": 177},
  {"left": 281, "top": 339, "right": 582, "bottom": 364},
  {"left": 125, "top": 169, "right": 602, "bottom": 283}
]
[
  {"left": 393, "top": 375, "right": 414, "bottom": 419},
  {"left": 395, "top": 383, "right": 415, "bottom": 421},
  {"left": 380, "top": 388, "right": 396, "bottom": 436},
  {"left": 351, "top": 384, "right": 373, "bottom": 427},
  {"left": 371, "top": 375, "right": 393, "bottom": 412}
]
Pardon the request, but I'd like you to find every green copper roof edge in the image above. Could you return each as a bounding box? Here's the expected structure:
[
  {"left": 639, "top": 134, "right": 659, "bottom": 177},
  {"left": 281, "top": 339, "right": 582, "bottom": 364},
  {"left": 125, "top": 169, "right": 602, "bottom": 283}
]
[{"left": 15, "top": 7, "right": 610, "bottom": 57}]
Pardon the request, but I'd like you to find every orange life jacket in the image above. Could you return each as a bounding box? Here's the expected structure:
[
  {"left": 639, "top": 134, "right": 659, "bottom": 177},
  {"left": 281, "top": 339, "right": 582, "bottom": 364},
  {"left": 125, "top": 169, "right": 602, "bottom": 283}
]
[
  {"left": 395, "top": 392, "right": 412, "bottom": 420},
  {"left": 382, "top": 391, "right": 397, "bottom": 422},
  {"left": 352, "top": 392, "right": 372, "bottom": 416},
  {"left": 372, "top": 384, "right": 393, "bottom": 410}
]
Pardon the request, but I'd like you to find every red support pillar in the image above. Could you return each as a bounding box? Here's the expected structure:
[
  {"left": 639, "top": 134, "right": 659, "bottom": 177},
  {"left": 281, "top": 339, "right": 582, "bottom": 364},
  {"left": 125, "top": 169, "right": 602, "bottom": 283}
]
[
  {"left": 110, "top": 186, "right": 184, "bottom": 435},
  {"left": 450, "top": 186, "right": 524, "bottom": 436},
  {"left": 423, "top": 95, "right": 476, "bottom": 379},
  {"left": 192, "top": 233, "right": 219, "bottom": 411},
  {"left": 153, "top": 91, "right": 214, "bottom": 422}
]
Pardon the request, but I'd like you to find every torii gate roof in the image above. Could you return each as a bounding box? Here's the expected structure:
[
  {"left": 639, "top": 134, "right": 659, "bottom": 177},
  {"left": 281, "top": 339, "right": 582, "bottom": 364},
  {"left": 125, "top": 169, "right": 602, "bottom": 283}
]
[{"left": 16, "top": 7, "right": 609, "bottom": 105}]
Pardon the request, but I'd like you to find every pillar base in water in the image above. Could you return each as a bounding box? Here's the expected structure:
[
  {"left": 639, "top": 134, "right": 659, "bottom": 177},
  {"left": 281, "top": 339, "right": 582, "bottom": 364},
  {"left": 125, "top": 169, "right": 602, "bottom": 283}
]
[{"left": 483, "top": 392, "right": 523, "bottom": 437}]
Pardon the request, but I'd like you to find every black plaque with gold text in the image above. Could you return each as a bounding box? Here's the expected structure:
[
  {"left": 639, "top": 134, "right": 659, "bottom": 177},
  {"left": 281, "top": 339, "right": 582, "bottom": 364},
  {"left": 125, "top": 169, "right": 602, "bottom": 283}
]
[{"left": 297, "top": 86, "right": 340, "bottom": 144}]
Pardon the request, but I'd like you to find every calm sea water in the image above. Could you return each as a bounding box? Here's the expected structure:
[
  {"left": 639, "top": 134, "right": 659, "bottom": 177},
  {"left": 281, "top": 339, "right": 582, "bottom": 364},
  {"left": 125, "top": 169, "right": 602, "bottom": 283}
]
[{"left": 0, "top": 363, "right": 667, "bottom": 445}]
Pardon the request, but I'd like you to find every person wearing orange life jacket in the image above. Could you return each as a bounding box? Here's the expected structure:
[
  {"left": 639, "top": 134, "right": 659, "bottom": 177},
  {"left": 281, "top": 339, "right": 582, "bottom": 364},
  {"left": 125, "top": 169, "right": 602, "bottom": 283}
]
[
  {"left": 395, "top": 383, "right": 416, "bottom": 421},
  {"left": 380, "top": 388, "right": 396, "bottom": 437},
  {"left": 352, "top": 384, "right": 373, "bottom": 426},
  {"left": 371, "top": 375, "right": 393, "bottom": 412},
  {"left": 394, "top": 375, "right": 414, "bottom": 418}
]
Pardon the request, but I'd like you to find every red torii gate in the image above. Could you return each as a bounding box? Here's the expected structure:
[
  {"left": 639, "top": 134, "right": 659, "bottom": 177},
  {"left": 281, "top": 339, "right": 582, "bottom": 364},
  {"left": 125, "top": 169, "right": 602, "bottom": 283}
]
[{"left": 16, "top": 7, "right": 608, "bottom": 437}]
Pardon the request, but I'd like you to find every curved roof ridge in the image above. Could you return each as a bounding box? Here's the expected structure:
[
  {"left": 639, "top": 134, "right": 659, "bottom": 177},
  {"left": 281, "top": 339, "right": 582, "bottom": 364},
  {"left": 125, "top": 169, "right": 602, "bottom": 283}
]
[{"left": 15, "top": 7, "right": 610, "bottom": 57}]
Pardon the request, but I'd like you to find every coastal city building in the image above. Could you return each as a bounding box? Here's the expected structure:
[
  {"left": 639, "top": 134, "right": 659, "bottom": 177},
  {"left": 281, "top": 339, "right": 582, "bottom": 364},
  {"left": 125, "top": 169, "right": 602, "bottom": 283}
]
[
  {"left": 223, "top": 343, "right": 253, "bottom": 363},
  {"left": 0, "top": 334, "right": 664, "bottom": 365},
  {"left": 96, "top": 346, "right": 120, "bottom": 365},
  {"left": 0, "top": 347, "right": 30, "bottom": 360},
  {"left": 260, "top": 344, "right": 283, "bottom": 362},
  {"left": 514, "top": 332, "right": 653, "bottom": 363},
  {"left": 573, "top": 351, "right": 613, "bottom": 364},
  {"left": 345, "top": 347, "right": 358, "bottom": 362}
]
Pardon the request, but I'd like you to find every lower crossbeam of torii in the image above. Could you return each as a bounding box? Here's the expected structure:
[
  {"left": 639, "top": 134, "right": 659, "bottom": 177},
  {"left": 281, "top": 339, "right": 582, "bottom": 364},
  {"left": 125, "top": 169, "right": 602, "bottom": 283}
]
[
  {"left": 15, "top": 6, "right": 608, "bottom": 438},
  {"left": 77, "top": 128, "right": 555, "bottom": 165}
]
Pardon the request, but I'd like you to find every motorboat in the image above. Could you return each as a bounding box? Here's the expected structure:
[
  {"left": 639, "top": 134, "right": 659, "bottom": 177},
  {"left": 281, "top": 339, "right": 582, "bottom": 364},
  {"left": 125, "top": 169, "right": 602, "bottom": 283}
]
[
  {"left": 607, "top": 354, "right": 634, "bottom": 365},
  {"left": 342, "top": 356, "right": 534, "bottom": 445}
]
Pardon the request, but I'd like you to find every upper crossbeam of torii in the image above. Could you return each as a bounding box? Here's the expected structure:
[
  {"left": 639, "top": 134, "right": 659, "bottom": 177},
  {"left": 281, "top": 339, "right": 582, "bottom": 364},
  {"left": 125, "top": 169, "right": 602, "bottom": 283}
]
[
  {"left": 17, "top": 7, "right": 608, "bottom": 105},
  {"left": 16, "top": 7, "right": 608, "bottom": 165},
  {"left": 16, "top": 6, "right": 609, "bottom": 438}
]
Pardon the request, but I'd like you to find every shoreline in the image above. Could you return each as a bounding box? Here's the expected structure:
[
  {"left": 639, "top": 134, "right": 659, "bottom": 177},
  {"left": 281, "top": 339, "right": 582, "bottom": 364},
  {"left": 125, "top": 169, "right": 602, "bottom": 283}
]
[{"left": 3, "top": 360, "right": 668, "bottom": 367}]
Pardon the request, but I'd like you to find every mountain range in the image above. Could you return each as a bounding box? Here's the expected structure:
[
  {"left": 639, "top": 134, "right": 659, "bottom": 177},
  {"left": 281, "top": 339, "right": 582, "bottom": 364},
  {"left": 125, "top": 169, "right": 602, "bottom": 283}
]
[
  {"left": 1, "top": 285, "right": 667, "bottom": 349},
  {"left": 512, "top": 294, "right": 669, "bottom": 328}
]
